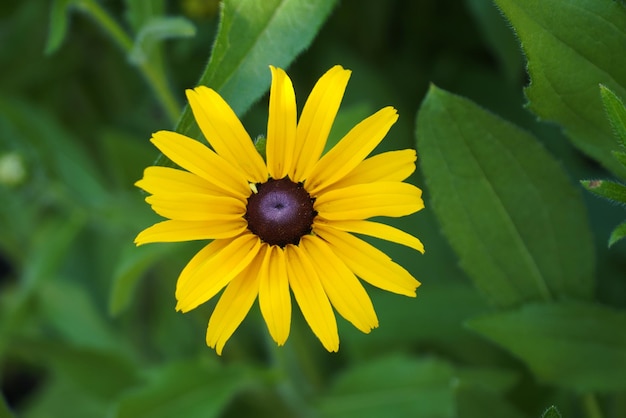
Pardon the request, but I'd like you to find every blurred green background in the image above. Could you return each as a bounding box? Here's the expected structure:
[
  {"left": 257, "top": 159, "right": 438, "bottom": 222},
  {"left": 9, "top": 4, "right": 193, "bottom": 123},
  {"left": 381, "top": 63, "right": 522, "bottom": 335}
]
[{"left": 1, "top": 1, "right": 626, "bottom": 417}]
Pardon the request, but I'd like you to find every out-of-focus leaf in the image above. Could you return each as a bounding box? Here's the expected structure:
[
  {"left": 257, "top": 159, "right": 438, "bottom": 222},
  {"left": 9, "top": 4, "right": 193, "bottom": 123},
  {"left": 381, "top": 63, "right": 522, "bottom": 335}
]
[
  {"left": 464, "top": 0, "right": 524, "bottom": 83},
  {"left": 0, "top": 394, "right": 15, "bottom": 418},
  {"left": 38, "top": 279, "right": 123, "bottom": 352},
  {"left": 112, "top": 361, "right": 252, "bottom": 418},
  {"left": 416, "top": 86, "right": 594, "bottom": 307},
  {"left": 455, "top": 386, "right": 526, "bottom": 418},
  {"left": 600, "top": 84, "right": 626, "bottom": 149},
  {"left": 341, "top": 283, "right": 498, "bottom": 365},
  {"left": 109, "top": 242, "right": 172, "bottom": 316},
  {"left": 129, "top": 17, "right": 196, "bottom": 64},
  {"left": 456, "top": 367, "right": 519, "bottom": 394},
  {"left": 15, "top": 339, "right": 139, "bottom": 400},
  {"left": 467, "top": 302, "right": 626, "bottom": 391},
  {"left": 609, "top": 221, "right": 626, "bottom": 248},
  {"left": 45, "top": 0, "right": 79, "bottom": 55},
  {"left": 157, "top": 0, "right": 338, "bottom": 166},
  {"left": 494, "top": 0, "right": 626, "bottom": 177},
  {"left": 317, "top": 356, "right": 455, "bottom": 418},
  {"left": 581, "top": 179, "right": 626, "bottom": 204},
  {"left": 0, "top": 97, "right": 107, "bottom": 208},
  {"left": 19, "top": 375, "right": 107, "bottom": 418},
  {"left": 124, "top": 0, "right": 165, "bottom": 31},
  {"left": 541, "top": 406, "right": 562, "bottom": 418}
]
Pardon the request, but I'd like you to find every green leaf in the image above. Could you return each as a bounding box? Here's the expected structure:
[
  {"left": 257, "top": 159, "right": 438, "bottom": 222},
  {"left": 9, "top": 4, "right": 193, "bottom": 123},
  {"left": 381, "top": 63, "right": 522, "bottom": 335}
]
[
  {"left": 541, "top": 406, "right": 562, "bottom": 418},
  {"left": 464, "top": 0, "right": 524, "bottom": 83},
  {"left": 45, "top": 0, "right": 78, "bottom": 55},
  {"left": 416, "top": 86, "right": 594, "bottom": 308},
  {"left": 609, "top": 220, "right": 626, "bottom": 247},
  {"left": 612, "top": 150, "right": 626, "bottom": 168},
  {"left": 600, "top": 84, "right": 626, "bottom": 149},
  {"left": 317, "top": 356, "right": 455, "bottom": 418},
  {"left": 467, "top": 301, "right": 626, "bottom": 391},
  {"left": 129, "top": 16, "right": 196, "bottom": 64},
  {"left": 109, "top": 243, "right": 172, "bottom": 316},
  {"left": 455, "top": 386, "right": 526, "bottom": 418},
  {"left": 581, "top": 179, "right": 626, "bottom": 204},
  {"left": 0, "top": 393, "right": 15, "bottom": 418},
  {"left": 113, "top": 361, "right": 252, "bottom": 418},
  {"left": 156, "top": 0, "right": 338, "bottom": 166},
  {"left": 494, "top": 0, "right": 626, "bottom": 177}
]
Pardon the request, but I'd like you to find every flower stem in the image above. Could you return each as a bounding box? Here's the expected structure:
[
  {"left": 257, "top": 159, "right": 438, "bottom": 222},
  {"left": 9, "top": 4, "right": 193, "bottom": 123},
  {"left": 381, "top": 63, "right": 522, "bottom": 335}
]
[
  {"left": 75, "top": 0, "right": 181, "bottom": 125},
  {"left": 583, "top": 393, "right": 604, "bottom": 418}
]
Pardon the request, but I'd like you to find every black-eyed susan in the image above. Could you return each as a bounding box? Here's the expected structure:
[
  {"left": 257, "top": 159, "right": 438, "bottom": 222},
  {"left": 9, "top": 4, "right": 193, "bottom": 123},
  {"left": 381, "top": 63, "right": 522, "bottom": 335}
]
[{"left": 135, "top": 65, "right": 424, "bottom": 354}]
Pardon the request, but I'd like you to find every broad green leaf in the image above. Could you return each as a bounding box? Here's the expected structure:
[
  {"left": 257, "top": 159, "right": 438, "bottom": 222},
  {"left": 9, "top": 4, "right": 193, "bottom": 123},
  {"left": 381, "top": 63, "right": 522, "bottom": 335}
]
[
  {"left": 494, "top": 0, "right": 626, "bottom": 177},
  {"left": 467, "top": 302, "right": 626, "bottom": 391},
  {"left": 416, "top": 86, "right": 594, "bottom": 307},
  {"left": 113, "top": 361, "right": 251, "bottom": 418},
  {"left": 581, "top": 179, "right": 626, "bottom": 204},
  {"left": 542, "top": 406, "right": 562, "bottom": 418},
  {"left": 129, "top": 16, "right": 196, "bottom": 64},
  {"left": 156, "top": 0, "right": 338, "bottom": 166},
  {"left": 45, "top": 0, "right": 79, "bottom": 55},
  {"left": 609, "top": 220, "right": 626, "bottom": 248},
  {"left": 600, "top": 84, "right": 626, "bottom": 149},
  {"left": 317, "top": 356, "right": 455, "bottom": 418}
]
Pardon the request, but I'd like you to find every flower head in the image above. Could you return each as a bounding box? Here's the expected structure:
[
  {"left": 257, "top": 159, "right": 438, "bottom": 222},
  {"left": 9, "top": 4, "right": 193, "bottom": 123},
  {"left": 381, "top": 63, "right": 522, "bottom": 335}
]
[{"left": 135, "top": 65, "right": 424, "bottom": 354}]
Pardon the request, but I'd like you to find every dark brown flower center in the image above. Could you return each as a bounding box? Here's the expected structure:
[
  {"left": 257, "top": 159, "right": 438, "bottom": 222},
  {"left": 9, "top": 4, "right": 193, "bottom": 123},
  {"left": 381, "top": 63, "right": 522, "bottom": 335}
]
[{"left": 245, "top": 178, "right": 316, "bottom": 247}]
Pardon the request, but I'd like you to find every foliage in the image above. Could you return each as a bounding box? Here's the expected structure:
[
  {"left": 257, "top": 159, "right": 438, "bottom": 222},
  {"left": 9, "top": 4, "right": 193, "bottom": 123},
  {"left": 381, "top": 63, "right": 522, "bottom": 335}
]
[{"left": 1, "top": 0, "right": 626, "bottom": 417}]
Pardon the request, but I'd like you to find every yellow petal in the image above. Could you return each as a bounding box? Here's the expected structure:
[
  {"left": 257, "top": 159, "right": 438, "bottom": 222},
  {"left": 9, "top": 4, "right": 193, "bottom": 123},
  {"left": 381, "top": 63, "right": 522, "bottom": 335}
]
[
  {"left": 259, "top": 245, "right": 291, "bottom": 345},
  {"left": 135, "top": 166, "right": 219, "bottom": 195},
  {"left": 186, "top": 87, "right": 267, "bottom": 182},
  {"left": 315, "top": 182, "right": 424, "bottom": 220},
  {"left": 290, "top": 65, "right": 351, "bottom": 182},
  {"left": 135, "top": 219, "right": 247, "bottom": 245},
  {"left": 151, "top": 131, "right": 250, "bottom": 198},
  {"left": 206, "top": 248, "right": 264, "bottom": 355},
  {"left": 285, "top": 244, "right": 339, "bottom": 352},
  {"left": 326, "top": 149, "right": 417, "bottom": 191},
  {"left": 306, "top": 107, "right": 398, "bottom": 195},
  {"left": 300, "top": 236, "right": 378, "bottom": 333},
  {"left": 325, "top": 219, "right": 425, "bottom": 253},
  {"left": 145, "top": 192, "right": 245, "bottom": 221},
  {"left": 146, "top": 193, "right": 246, "bottom": 222},
  {"left": 314, "top": 224, "right": 421, "bottom": 296},
  {"left": 175, "top": 234, "right": 261, "bottom": 312},
  {"left": 266, "top": 66, "right": 297, "bottom": 180}
]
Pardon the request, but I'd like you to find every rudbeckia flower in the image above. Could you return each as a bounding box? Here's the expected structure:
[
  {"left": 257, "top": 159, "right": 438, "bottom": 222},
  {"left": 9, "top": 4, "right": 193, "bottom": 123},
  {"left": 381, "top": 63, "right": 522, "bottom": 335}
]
[{"left": 135, "top": 65, "right": 424, "bottom": 354}]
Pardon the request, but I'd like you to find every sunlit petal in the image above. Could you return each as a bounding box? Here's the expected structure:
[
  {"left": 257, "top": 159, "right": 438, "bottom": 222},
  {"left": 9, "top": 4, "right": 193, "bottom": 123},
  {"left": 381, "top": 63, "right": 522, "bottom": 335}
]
[
  {"left": 186, "top": 87, "right": 267, "bottom": 182},
  {"left": 285, "top": 244, "right": 339, "bottom": 352},
  {"left": 206, "top": 247, "right": 264, "bottom": 355},
  {"left": 136, "top": 166, "right": 220, "bottom": 195},
  {"left": 327, "top": 149, "right": 417, "bottom": 190},
  {"left": 290, "top": 65, "right": 351, "bottom": 182},
  {"left": 259, "top": 245, "right": 291, "bottom": 345},
  {"left": 175, "top": 234, "right": 261, "bottom": 312},
  {"left": 145, "top": 193, "right": 245, "bottom": 221},
  {"left": 315, "top": 182, "right": 424, "bottom": 220},
  {"left": 151, "top": 131, "right": 250, "bottom": 198},
  {"left": 267, "top": 66, "right": 297, "bottom": 179},
  {"left": 300, "top": 236, "right": 378, "bottom": 333},
  {"left": 324, "top": 219, "right": 425, "bottom": 253},
  {"left": 135, "top": 219, "right": 247, "bottom": 245},
  {"left": 306, "top": 107, "right": 398, "bottom": 195},
  {"left": 315, "top": 224, "right": 421, "bottom": 296}
]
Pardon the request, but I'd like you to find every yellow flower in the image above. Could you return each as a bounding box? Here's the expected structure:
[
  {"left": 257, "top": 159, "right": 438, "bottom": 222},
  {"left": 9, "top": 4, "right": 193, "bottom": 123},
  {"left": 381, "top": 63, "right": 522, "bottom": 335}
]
[{"left": 135, "top": 65, "right": 424, "bottom": 354}]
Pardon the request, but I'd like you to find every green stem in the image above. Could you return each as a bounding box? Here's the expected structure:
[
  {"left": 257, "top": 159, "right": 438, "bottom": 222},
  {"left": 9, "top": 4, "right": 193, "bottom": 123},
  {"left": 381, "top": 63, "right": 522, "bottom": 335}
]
[
  {"left": 583, "top": 393, "right": 604, "bottom": 418},
  {"left": 75, "top": 0, "right": 181, "bottom": 125}
]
